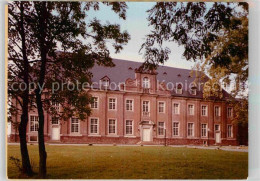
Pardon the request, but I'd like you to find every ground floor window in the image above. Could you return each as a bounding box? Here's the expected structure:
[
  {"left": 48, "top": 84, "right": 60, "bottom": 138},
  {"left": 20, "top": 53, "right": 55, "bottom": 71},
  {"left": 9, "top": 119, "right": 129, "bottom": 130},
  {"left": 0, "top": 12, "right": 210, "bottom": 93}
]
[
  {"left": 71, "top": 118, "right": 79, "bottom": 133},
  {"left": 126, "top": 120, "right": 133, "bottom": 135},
  {"left": 90, "top": 118, "right": 98, "bottom": 134},
  {"left": 158, "top": 122, "right": 165, "bottom": 136},
  {"left": 30, "top": 115, "right": 39, "bottom": 132},
  {"left": 187, "top": 123, "right": 194, "bottom": 137},
  {"left": 227, "top": 125, "right": 233, "bottom": 138},
  {"left": 173, "top": 122, "right": 179, "bottom": 136},
  {"left": 108, "top": 119, "right": 116, "bottom": 134},
  {"left": 201, "top": 124, "right": 207, "bottom": 137}
]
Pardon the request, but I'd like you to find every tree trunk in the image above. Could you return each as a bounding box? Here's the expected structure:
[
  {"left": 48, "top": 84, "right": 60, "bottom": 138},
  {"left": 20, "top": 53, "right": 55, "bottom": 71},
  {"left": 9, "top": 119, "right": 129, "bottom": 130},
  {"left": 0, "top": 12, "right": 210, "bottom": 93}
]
[
  {"left": 36, "top": 92, "right": 47, "bottom": 178},
  {"left": 19, "top": 113, "right": 33, "bottom": 176}
]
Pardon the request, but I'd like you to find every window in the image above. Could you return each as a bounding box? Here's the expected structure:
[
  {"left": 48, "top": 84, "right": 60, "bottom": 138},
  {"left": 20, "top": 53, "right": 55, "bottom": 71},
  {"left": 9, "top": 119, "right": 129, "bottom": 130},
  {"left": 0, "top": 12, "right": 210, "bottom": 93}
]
[
  {"left": 71, "top": 118, "right": 79, "bottom": 133},
  {"left": 30, "top": 115, "right": 39, "bottom": 132},
  {"left": 176, "top": 84, "right": 183, "bottom": 94},
  {"left": 227, "top": 107, "right": 233, "bottom": 118},
  {"left": 173, "top": 103, "right": 180, "bottom": 114},
  {"left": 126, "top": 100, "right": 133, "bottom": 111},
  {"left": 158, "top": 102, "right": 165, "bottom": 113},
  {"left": 215, "top": 106, "right": 221, "bottom": 117},
  {"left": 143, "top": 101, "right": 150, "bottom": 116},
  {"left": 158, "top": 122, "right": 165, "bottom": 136},
  {"left": 91, "top": 97, "right": 98, "bottom": 109},
  {"left": 102, "top": 79, "right": 109, "bottom": 88},
  {"left": 126, "top": 120, "right": 133, "bottom": 135},
  {"left": 201, "top": 124, "right": 207, "bottom": 137},
  {"left": 187, "top": 123, "right": 194, "bottom": 137},
  {"left": 201, "top": 105, "right": 208, "bottom": 116},
  {"left": 90, "top": 118, "right": 98, "bottom": 134},
  {"left": 108, "top": 119, "right": 116, "bottom": 134},
  {"left": 188, "top": 104, "right": 194, "bottom": 115},
  {"left": 227, "top": 125, "right": 233, "bottom": 138},
  {"left": 51, "top": 100, "right": 60, "bottom": 112},
  {"left": 215, "top": 124, "right": 220, "bottom": 131},
  {"left": 173, "top": 122, "right": 179, "bottom": 136},
  {"left": 109, "top": 98, "right": 116, "bottom": 110},
  {"left": 190, "top": 87, "right": 197, "bottom": 95},
  {"left": 52, "top": 117, "right": 59, "bottom": 125},
  {"left": 143, "top": 77, "right": 150, "bottom": 88}
]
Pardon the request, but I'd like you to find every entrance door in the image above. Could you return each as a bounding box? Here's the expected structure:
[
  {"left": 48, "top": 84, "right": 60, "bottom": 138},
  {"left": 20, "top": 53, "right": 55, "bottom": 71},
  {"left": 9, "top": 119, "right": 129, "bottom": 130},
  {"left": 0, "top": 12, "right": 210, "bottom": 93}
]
[
  {"left": 142, "top": 128, "right": 151, "bottom": 142},
  {"left": 51, "top": 126, "right": 60, "bottom": 140},
  {"left": 215, "top": 132, "right": 221, "bottom": 143}
]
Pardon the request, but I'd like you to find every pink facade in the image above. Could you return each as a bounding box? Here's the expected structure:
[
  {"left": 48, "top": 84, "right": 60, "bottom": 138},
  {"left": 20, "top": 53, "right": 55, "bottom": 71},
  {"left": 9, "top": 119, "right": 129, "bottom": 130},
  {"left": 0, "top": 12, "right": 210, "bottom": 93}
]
[{"left": 9, "top": 59, "right": 238, "bottom": 145}]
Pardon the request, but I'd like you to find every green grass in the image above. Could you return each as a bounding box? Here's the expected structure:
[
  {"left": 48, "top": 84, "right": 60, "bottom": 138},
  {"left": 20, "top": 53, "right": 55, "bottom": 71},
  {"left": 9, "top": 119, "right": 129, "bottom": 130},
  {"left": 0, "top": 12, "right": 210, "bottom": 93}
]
[{"left": 7, "top": 145, "right": 248, "bottom": 179}]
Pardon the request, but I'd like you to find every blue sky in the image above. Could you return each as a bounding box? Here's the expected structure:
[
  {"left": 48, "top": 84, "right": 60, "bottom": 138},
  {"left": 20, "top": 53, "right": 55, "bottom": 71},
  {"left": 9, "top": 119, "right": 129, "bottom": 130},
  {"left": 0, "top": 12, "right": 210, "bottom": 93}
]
[{"left": 86, "top": 2, "right": 195, "bottom": 70}]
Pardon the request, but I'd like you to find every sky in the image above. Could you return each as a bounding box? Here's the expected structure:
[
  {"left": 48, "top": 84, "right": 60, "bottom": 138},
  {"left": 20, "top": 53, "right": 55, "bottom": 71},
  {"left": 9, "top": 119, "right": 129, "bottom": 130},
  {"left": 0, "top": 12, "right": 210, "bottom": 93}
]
[{"left": 86, "top": 2, "right": 196, "bottom": 70}]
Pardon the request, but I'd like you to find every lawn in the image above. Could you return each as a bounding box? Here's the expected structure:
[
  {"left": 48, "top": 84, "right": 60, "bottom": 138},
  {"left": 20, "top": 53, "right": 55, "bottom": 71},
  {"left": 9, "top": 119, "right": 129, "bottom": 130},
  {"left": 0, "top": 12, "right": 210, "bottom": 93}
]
[{"left": 7, "top": 145, "right": 248, "bottom": 179}]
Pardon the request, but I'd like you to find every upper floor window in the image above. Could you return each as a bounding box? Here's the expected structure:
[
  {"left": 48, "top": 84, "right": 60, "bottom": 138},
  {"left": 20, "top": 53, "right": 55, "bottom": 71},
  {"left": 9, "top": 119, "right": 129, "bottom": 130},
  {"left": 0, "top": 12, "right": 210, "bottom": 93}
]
[
  {"left": 101, "top": 76, "right": 110, "bottom": 89},
  {"left": 30, "top": 115, "right": 39, "bottom": 132},
  {"left": 215, "top": 124, "right": 220, "bottom": 132},
  {"left": 158, "top": 102, "right": 165, "bottom": 113},
  {"left": 227, "top": 107, "right": 233, "bottom": 118},
  {"left": 142, "top": 101, "right": 150, "bottom": 116},
  {"left": 190, "top": 87, "right": 197, "bottom": 95},
  {"left": 126, "top": 100, "right": 133, "bottom": 111},
  {"left": 158, "top": 122, "right": 165, "bottom": 136},
  {"left": 91, "top": 97, "right": 98, "bottom": 109},
  {"left": 143, "top": 77, "right": 150, "bottom": 88},
  {"left": 188, "top": 104, "right": 194, "bottom": 115},
  {"left": 51, "top": 100, "right": 60, "bottom": 112},
  {"left": 173, "top": 103, "right": 180, "bottom": 114},
  {"left": 52, "top": 117, "right": 59, "bottom": 125},
  {"left": 176, "top": 84, "right": 183, "bottom": 94},
  {"left": 215, "top": 106, "right": 221, "bottom": 117},
  {"left": 109, "top": 98, "right": 116, "bottom": 110},
  {"left": 201, "top": 105, "right": 208, "bottom": 116}
]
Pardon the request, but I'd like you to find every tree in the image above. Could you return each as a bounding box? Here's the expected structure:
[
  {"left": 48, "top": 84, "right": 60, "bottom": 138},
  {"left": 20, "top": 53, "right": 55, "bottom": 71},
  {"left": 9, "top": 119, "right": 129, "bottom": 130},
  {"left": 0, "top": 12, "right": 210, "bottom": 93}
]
[
  {"left": 140, "top": 2, "right": 248, "bottom": 130},
  {"left": 8, "top": 1, "right": 130, "bottom": 178}
]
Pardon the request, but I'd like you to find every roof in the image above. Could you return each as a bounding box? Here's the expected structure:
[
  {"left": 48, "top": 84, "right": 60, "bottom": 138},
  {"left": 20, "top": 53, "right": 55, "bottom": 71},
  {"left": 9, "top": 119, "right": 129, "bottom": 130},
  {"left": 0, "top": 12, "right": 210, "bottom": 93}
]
[{"left": 90, "top": 58, "right": 230, "bottom": 99}]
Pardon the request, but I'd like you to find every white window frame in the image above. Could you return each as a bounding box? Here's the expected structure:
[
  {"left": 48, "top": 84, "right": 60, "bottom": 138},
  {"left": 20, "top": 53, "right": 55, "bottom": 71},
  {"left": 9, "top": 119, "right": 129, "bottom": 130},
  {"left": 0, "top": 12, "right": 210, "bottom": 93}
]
[
  {"left": 201, "top": 105, "right": 208, "bottom": 116},
  {"left": 89, "top": 117, "right": 99, "bottom": 135},
  {"left": 176, "top": 84, "right": 183, "bottom": 94},
  {"left": 91, "top": 96, "right": 99, "bottom": 109},
  {"left": 158, "top": 101, "right": 165, "bottom": 113},
  {"left": 173, "top": 103, "right": 180, "bottom": 114},
  {"left": 201, "top": 123, "right": 208, "bottom": 137},
  {"left": 227, "top": 107, "right": 233, "bottom": 118},
  {"left": 214, "top": 106, "right": 221, "bottom": 117},
  {"left": 227, "top": 124, "right": 233, "bottom": 138},
  {"left": 190, "top": 88, "right": 197, "bottom": 95},
  {"left": 71, "top": 118, "right": 80, "bottom": 134},
  {"left": 125, "top": 99, "right": 134, "bottom": 111},
  {"left": 188, "top": 104, "right": 195, "bottom": 115},
  {"left": 108, "top": 118, "right": 117, "bottom": 135},
  {"left": 142, "top": 77, "right": 150, "bottom": 88},
  {"left": 172, "top": 122, "right": 180, "bottom": 136},
  {"left": 51, "top": 116, "right": 59, "bottom": 125},
  {"left": 108, "top": 97, "right": 117, "bottom": 110},
  {"left": 187, "top": 122, "right": 194, "bottom": 137},
  {"left": 125, "top": 120, "right": 134, "bottom": 135},
  {"left": 157, "top": 122, "right": 165, "bottom": 136},
  {"left": 51, "top": 100, "right": 60, "bottom": 112},
  {"left": 142, "top": 100, "right": 150, "bottom": 116},
  {"left": 29, "top": 115, "right": 39, "bottom": 132}
]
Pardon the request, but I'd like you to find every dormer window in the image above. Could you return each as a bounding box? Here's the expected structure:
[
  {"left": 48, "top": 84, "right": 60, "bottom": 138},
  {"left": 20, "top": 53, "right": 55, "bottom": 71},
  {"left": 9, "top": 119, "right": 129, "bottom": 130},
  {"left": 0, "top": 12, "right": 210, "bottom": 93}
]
[
  {"left": 190, "top": 86, "right": 197, "bottom": 95},
  {"left": 176, "top": 84, "right": 183, "bottom": 94},
  {"left": 101, "top": 76, "right": 110, "bottom": 89},
  {"left": 143, "top": 77, "right": 150, "bottom": 89}
]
